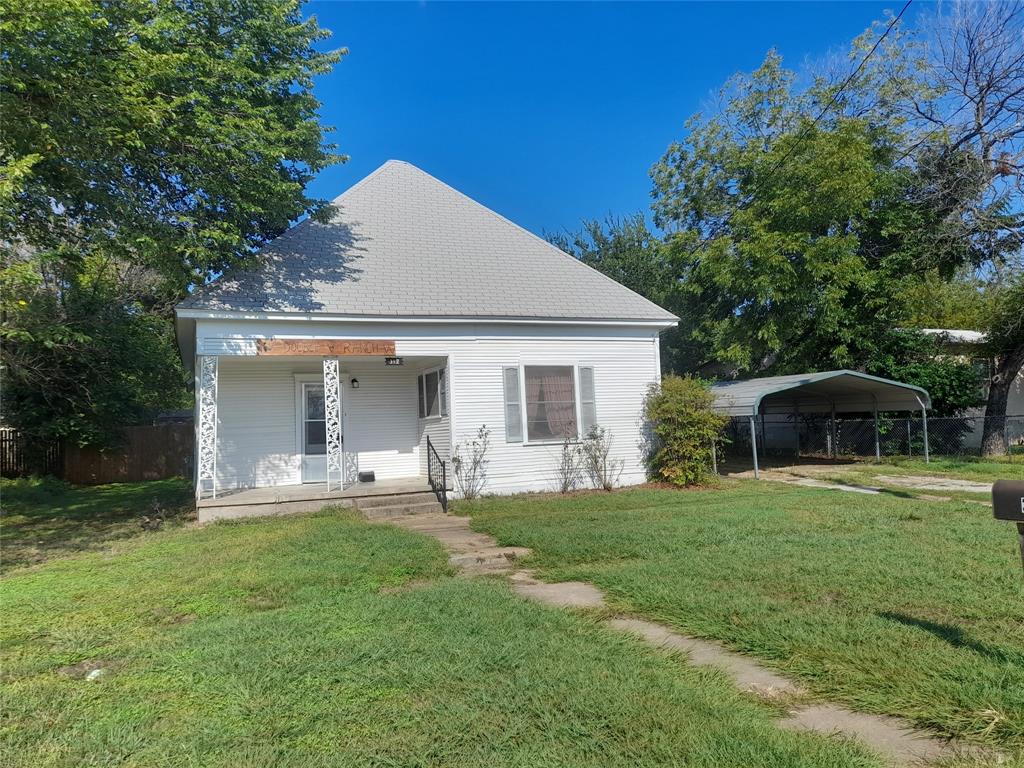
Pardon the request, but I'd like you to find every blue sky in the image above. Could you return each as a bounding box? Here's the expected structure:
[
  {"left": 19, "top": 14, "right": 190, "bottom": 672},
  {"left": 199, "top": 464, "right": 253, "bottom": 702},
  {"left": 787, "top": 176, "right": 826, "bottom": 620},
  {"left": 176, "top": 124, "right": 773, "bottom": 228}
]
[{"left": 306, "top": 1, "right": 925, "bottom": 238}]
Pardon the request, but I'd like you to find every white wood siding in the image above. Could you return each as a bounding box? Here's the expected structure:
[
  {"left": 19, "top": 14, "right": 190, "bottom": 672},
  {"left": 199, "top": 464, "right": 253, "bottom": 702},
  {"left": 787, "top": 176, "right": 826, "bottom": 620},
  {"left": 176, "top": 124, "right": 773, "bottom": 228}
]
[
  {"left": 198, "top": 320, "right": 662, "bottom": 496},
  {"left": 341, "top": 361, "right": 420, "bottom": 480},
  {"left": 441, "top": 337, "right": 658, "bottom": 495},
  {"left": 215, "top": 357, "right": 315, "bottom": 488},
  {"left": 213, "top": 357, "right": 425, "bottom": 489},
  {"left": 418, "top": 415, "right": 451, "bottom": 474}
]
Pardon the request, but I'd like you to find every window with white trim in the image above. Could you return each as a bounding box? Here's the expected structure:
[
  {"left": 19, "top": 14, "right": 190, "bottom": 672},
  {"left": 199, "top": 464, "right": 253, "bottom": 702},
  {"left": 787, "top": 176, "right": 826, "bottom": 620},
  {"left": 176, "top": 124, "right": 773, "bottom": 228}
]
[
  {"left": 524, "top": 365, "right": 577, "bottom": 441},
  {"left": 417, "top": 367, "right": 447, "bottom": 419}
]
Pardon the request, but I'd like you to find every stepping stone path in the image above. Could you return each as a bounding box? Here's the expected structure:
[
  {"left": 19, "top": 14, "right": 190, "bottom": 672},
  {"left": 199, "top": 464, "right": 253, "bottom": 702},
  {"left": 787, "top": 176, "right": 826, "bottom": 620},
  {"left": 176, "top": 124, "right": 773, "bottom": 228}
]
[{"left": 381, "top": 511, "right": 997, "bottom": 767}]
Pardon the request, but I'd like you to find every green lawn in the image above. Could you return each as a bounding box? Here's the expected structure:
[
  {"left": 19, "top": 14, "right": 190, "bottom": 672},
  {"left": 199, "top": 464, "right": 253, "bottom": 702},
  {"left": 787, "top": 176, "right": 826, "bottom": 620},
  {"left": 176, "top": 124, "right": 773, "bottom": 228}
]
[
  {"left": 1, "top": 477, "right": 193, "bottom": 573},
  {"left": 462, "top": 483, "right": 1024, "bottom": 753},
  {"left": 1, "top": 503, "right": 881, "bottom": 768}
]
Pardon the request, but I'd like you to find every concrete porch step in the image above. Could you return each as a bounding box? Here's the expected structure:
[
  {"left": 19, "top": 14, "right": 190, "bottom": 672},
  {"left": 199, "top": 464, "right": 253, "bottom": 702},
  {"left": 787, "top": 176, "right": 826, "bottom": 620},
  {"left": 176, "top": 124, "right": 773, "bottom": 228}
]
[
  {"left": 356, "top": 491, "right": 439, "bottom": 509},
  {"left": 357, "top": 497, "right": 443, "bottom": 520}
]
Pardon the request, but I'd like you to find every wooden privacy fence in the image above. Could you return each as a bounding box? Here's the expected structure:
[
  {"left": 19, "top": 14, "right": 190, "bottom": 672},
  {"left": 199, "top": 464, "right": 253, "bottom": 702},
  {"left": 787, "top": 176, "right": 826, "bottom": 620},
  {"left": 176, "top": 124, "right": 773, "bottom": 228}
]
[
  {"left": 64, "top": 423, "right": 193, "bottom": 485},
  {"left": 0, "top": 429, "right": 64, "bottom": 477},
  {"left": 1, "top": 423, "right": 193, "bottom": 485}
]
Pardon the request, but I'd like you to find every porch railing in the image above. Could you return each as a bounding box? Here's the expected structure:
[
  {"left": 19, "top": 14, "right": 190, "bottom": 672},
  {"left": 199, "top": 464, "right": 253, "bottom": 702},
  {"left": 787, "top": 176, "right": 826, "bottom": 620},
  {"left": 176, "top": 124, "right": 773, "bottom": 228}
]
[{"left": 426, "top": 435, "right": 449, "bottom": 514}]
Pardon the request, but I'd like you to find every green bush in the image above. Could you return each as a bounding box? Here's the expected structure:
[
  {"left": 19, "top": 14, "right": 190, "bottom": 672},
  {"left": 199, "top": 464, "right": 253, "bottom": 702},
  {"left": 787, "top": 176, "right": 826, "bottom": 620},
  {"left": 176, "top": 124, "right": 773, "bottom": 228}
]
[{"left": 643, "top": 375, "right": 727, "bottom": 486}]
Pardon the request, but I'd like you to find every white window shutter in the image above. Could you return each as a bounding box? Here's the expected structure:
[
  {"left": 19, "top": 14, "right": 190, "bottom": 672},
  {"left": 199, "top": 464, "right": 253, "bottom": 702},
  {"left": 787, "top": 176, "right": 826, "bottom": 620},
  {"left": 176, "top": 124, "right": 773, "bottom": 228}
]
[
  {"left": 580, "top": 366, "right": 597, "bottom": 435},
  {"left": 503, "top": 367, "right": 522, "bottom": 443},
  {"left": 440, "top": 368, "right": 448, "bottom": 417}
]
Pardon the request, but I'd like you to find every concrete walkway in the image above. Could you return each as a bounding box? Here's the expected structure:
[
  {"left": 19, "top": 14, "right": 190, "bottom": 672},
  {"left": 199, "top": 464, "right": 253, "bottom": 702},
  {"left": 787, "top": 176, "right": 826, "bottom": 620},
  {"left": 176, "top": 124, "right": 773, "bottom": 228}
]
[{"left": 382, "top": 511, "right": 993, "bottom": 767}]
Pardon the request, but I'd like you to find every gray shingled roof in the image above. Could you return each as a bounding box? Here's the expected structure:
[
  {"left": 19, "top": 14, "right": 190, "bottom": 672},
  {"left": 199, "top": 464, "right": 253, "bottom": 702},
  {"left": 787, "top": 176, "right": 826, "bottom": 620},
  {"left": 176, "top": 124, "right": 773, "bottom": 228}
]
[
  {"left": 178, "top": 160, "right": 678, "bottom": 323},
  {"left": 710, "top": 370, "right": 931, "bottom": 416}
]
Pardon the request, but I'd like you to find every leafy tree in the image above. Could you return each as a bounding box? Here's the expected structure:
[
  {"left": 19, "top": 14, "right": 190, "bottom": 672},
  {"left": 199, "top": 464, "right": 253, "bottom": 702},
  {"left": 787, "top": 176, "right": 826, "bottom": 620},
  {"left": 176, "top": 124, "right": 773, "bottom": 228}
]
[
  {"left": 647, "top": 5, "right": 1020, "bottom": 456},
  {"left": 1, "top": 255, "right": 189, "bottom": 446},
  {"left": 977, "top": 277, "right": 1024, "bottom": 454},
  {"left": 852, "top": 0, "right": 1023, "bottom": 452},
  {"left": 547, "top": 215, "right": 671, "bottom": 305},
  {"left": 547, "top": 215, "right": 695, "bottom": 372},
  {"left": 903, "top": 272, "right": 991, "bottom": 331},
  {"left": 651, "top": 52, "right": 923, "bottom": 376},
  {"left": 1, "top": 0, "right": 344, "bottom": 444},
  {"left": 864, "top": 331, "right": 981, "bottom": 417}
]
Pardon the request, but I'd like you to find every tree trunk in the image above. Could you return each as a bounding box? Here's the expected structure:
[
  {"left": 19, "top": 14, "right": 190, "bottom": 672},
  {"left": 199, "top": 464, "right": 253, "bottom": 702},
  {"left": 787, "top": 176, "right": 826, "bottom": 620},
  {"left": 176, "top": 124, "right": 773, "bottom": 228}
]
[{"left": 980, "top": 344, "right": 1024, "bottom": 456}]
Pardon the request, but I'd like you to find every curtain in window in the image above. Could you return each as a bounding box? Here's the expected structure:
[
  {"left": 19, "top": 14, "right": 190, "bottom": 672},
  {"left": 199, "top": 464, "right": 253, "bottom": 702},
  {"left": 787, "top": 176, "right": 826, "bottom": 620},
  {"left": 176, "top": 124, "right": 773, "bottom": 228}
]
[{"left": 525, "top": 366, "right": 576, "bottom": 440}]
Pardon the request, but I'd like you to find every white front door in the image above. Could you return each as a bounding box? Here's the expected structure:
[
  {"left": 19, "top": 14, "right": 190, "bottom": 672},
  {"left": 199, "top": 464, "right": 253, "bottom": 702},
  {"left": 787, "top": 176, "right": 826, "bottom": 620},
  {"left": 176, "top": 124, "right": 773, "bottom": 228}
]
[{"left": 301, "top": 382, "right": 328, "bottom": 483}]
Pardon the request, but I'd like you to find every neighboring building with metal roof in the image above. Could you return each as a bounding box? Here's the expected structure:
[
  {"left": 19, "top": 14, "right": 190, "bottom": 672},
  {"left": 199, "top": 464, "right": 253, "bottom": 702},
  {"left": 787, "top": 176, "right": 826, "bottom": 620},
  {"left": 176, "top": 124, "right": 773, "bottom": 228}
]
[
  {"left": 175, "top": 161, "right": 678, "bottom": 519},
  {"left": 710, "top": 370, "right": 932, "bottom": 478}
]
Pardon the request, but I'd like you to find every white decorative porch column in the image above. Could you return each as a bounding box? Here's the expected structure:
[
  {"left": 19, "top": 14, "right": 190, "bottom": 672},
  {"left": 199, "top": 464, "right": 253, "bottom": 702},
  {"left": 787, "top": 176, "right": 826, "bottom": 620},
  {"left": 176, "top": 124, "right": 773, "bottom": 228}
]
[
  {"left": 323, "top": 357, "right": 344, "bottom": 491},
  {"left": 196, "top": 355, "right": 219, "bottom": 500}
]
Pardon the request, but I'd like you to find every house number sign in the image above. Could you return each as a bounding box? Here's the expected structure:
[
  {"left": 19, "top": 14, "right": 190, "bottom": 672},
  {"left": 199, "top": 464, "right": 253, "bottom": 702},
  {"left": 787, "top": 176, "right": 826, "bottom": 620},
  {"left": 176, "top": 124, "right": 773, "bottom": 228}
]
[{"left": 255, "top": 339, "right": 396, "bottom": 356}]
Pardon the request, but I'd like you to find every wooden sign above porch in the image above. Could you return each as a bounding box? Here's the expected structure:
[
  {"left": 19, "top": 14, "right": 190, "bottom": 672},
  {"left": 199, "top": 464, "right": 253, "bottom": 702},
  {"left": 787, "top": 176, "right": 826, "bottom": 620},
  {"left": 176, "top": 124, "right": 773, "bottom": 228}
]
[{"left": 255, "top": 339, "right": 397, "bottom": 356}]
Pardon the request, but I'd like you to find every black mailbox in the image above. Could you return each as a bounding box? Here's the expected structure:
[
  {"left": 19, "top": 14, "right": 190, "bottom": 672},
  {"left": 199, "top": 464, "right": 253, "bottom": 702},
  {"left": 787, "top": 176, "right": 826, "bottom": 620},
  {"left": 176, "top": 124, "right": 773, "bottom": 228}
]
[
  {"left": 992, "top": 480, "right": 1024, "bottom": 576},
  {"left": 992, "top": 480, "right": 1024, "bottom": 522}
]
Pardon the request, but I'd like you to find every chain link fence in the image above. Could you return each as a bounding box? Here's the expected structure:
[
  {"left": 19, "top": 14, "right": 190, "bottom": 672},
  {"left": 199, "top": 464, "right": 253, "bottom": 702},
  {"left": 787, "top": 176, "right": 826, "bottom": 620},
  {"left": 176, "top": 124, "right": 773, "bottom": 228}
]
[{"left": 721, "top": 414, "right": 1023, "bottom": 465}]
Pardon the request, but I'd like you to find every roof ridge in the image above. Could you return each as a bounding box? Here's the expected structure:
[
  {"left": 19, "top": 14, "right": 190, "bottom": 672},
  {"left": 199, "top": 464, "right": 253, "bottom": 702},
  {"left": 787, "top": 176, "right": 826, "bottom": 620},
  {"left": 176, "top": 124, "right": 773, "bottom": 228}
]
[{"left": 327, "top": 160, "right": 403, "bottom": 206}]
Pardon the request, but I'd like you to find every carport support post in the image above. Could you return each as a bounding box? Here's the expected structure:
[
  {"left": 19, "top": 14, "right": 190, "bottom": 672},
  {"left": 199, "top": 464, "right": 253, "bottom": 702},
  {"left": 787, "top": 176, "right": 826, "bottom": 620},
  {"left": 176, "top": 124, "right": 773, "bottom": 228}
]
[
  {"left": 793, "top": 401, "right": 800, "bottom": 460},
  {"left": 749, "top": 415, "right": 760, "bottom": 479},
  {"left": 829, "top": 402, "right": 837, "bottom": 459},
  {"left": 921, "top": 403, "right": 930, "bottom": 464},
  {"left": 872, "top": 396, "right": 881, "bottom": 463}
]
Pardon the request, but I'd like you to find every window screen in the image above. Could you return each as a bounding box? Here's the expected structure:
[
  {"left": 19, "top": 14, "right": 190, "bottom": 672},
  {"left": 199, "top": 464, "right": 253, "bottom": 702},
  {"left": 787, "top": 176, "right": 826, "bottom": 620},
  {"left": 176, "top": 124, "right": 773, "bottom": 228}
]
[{"left": 524, "top": 365, "right": 577, "bottom": 441}]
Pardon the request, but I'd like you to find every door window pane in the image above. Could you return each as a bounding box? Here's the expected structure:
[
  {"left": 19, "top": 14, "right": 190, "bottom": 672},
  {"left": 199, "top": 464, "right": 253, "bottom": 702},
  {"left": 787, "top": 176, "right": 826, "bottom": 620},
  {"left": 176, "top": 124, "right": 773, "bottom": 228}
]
[
  {"left": 304, "top": 384, "right": 327, "bottom": 455},
  {"left": 305, "top": 420, "right": 327, "bottom": 454},
  {"left": 305, "top": 386, "right": 325, "bottom": 419},
  {"left": 524, "top": 365, "right": 577, "bottom": 441}
]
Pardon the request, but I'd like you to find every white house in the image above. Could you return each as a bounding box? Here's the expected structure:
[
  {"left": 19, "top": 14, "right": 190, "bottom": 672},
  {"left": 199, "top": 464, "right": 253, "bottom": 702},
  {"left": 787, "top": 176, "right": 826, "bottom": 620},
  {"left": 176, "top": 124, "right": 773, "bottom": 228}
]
[
  {"left": 175, "top": 161, "right": 677, "bottom": 520},
  {"left": 922, "top": 328, "right": 1024, "bottom": 450}
]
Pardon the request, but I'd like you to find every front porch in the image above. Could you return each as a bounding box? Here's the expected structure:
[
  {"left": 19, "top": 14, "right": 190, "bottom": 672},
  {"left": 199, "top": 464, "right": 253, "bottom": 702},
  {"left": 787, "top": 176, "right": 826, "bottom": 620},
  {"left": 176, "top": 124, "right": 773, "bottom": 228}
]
[
  {"left": 196, "top": 476, "right": 445, "bottom": 522},
  {"left": 193, "top": 350, "right": 451, "bottom": 514}
]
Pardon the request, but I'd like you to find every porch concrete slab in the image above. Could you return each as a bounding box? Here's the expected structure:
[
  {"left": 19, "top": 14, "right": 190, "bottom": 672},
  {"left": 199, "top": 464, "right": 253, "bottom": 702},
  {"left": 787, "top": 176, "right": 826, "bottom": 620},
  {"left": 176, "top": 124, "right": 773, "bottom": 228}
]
[
  {"left": 198, "top": 497, "right": 355, "bottom": 523},
  {"left": 198, "top": 477, "right": 434, "bottom": 509},
  {"left": 606, "top": 618, "right": 801, "bottom": 697}
]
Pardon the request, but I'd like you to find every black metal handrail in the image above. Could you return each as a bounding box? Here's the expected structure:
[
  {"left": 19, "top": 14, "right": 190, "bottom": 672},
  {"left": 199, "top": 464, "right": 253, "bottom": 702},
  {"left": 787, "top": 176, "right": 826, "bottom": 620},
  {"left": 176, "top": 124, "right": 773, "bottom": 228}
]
[{"left": 426, "top": 435, "right": 448, "bottom": 514}]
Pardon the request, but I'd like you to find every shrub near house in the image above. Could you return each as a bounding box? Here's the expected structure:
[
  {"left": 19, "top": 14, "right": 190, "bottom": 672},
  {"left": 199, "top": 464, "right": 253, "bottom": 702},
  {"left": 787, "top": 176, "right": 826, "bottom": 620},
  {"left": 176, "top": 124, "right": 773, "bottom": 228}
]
[{"left": 643, "top": 376, "right": 727, "bottom": 486}]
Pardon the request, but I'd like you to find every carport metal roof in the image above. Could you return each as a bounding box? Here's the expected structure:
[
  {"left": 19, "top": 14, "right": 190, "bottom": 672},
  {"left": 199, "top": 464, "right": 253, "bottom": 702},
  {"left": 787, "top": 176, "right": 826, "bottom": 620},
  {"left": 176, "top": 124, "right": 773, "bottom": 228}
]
[
  {"left": 710, "top": 370, "right": 931, "bottom": 417},
  {"left": 709, "top": 370, "right": 932, "bottom": 479}
]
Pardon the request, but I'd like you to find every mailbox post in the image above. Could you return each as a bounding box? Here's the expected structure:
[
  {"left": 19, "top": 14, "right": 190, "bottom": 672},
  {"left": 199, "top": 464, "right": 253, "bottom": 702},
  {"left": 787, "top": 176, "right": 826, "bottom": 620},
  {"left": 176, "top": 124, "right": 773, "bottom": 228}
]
[{"left": 992, "top": 480, "right": 1024, "bottom": 575}]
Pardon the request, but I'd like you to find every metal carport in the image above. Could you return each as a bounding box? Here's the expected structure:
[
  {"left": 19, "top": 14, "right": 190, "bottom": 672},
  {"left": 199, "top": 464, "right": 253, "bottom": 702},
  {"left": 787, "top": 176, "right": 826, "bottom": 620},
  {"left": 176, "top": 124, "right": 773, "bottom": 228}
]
[{"left": 710, "top": 370, "right": 932, "bottom": 478}]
